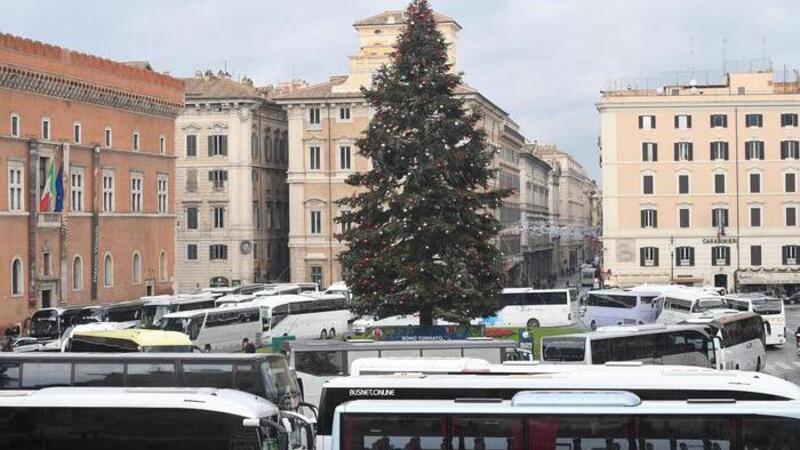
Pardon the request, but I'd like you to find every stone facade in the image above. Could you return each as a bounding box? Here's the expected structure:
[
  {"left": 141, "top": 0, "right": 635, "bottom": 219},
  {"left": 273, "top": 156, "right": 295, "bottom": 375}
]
[
  {"left": 0, "top": 33, "right": 182, "bottom": 330},
  {"left": 275, "top": 10, "right": 526, "bottom": 288},
  {"left": 174, "top": 73, "right": 289, "bottom": 291},
  {"left": 598, "top": 71, "right": 800, "bottom": 293}
]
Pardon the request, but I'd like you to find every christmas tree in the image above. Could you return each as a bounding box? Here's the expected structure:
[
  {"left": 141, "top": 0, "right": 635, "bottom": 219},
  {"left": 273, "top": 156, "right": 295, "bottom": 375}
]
[{"left": 336, "top": 0, "right": 509, "bottom": 326}]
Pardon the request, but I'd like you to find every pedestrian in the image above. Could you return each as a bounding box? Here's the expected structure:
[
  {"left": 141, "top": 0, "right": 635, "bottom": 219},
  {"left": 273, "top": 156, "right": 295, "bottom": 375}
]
[
  {"left": 203, "top": 344, "right": 211, "bottom": 353},
  {"left": 242, "top": 338, "right": 250, "bottom": 352},
  {"left": 245, "top": 339, "right": 256, "bottom": 354}
]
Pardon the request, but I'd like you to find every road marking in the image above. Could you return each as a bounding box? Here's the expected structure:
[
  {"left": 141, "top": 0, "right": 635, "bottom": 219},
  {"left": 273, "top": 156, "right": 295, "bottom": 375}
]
[
  {"left": 793, "top": 361, "right": 800, "bottom": 368},
  {"left": 774, "top": 361, "right": 792, "bottom": 371}
]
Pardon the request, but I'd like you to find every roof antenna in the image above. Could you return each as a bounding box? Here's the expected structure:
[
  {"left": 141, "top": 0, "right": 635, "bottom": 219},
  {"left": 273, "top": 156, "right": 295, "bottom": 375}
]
[{"left": 722, "top": 38, "right": 728, "bottom": 74}]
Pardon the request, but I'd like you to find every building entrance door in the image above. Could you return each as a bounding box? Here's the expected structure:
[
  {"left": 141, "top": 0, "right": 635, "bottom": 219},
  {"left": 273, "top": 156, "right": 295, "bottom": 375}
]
[
  {"left": 714, "top": 274, "right": 728, "bottom": 291},
  {"left": 41, "top": 289, "right": 52, "bottom": 309}
]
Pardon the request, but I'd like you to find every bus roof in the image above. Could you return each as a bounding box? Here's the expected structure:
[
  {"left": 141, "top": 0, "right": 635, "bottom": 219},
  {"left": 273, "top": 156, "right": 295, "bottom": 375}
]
[
  {"left": 0, "top": 387, "right": 278, "bottom": 418},
  {"left": 659, "top": 287, "right": 725, "bottom": 301},
  {"left": 683, "top": 310, "right": 760, "bottom": 325},
  {"left": 323, "top": 365, "right": 800, "bottom": 400},
  {"left": 725, "top": 293, "right": 780, "bottom": 301},
  {"left": 251, "top": 294, "right": 331, "bottom": 307},
  {"left": 162, "top": 302, "right": 260, "bottom": 319},
  {"left": 502, "top": 288, "right": 569, "bottom": 294},
  {"left": 72, "top": 329, "right": 192, "bottom": 346},
  {"left": 0, "top": 352, "right": 286, "bottom": 362},
  {"left": 288, "top": 338, "right": 519, "bottom": 352},
  {"left": 544, "top": 323, "right": 712, "bottom": 340},
  {"left": 143, "top": 294, "right": 215, "bottom": 306}
]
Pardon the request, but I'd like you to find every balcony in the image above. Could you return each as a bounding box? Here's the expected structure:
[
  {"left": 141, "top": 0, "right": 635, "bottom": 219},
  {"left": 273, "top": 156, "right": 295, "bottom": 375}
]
[{"left": 37, "top": 212, "right": 61, "bottom": 228}]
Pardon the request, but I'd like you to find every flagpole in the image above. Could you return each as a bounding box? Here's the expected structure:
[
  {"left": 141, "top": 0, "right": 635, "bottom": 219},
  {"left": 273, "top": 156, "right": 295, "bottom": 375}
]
[{"left": 59, "top": 143, "right": 70, "bottom": 305}]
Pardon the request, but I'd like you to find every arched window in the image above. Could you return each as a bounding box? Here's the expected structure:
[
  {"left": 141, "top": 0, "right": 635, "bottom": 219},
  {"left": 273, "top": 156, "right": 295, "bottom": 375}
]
[
  {"left": 274, "top": 136, "right": 280, "bottom": 161},
  {"left": 264, "top": 135, "right": 272, "bottom": 161},
  {"left": 11, "top": 258, "right": 23, "bottom": 296},
  {"left": 159, "top": 250, "right": 168, "bottom": 281},
  {"left": 72, "top": 256, "right": 83, "bottom": 291},
  {"left": 103, "top": 253, "right": 114, "bottom": 287},
  {"left": 132, "top": 252, "right": 142, "bottom": 284}
]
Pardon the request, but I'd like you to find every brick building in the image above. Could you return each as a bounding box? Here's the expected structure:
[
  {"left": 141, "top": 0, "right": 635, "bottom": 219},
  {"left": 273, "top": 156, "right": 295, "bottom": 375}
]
[{"left": 0, "top": 33, "right": 183, "bottom": 330}]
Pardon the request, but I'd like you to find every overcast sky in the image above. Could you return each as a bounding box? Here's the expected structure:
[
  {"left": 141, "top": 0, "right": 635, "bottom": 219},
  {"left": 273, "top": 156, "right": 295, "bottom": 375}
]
[{"left": 2, "top": 0, "right": 799, "bottom": 182}]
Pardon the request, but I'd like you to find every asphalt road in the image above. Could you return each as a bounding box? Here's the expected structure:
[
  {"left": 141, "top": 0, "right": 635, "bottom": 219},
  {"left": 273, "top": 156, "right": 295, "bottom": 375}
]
[{"left": 762, "top": 304, "right": 800, "bottom": 384}]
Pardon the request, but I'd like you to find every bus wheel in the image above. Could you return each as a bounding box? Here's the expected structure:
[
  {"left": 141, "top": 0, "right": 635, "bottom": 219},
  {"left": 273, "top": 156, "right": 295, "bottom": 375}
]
[
  {"left": 590, "top": 320, "right": 598, "bottom": 331},
  {"left": 329, "top": 328, "right": 336, "bottom": 338},
  {"left": 320, "top": 329, "right": 328, "bottom": 340},
  {"left": 526, "top": 318, "right": 540, "bottom": 329},
  {"left": 756, "top": 357, "right": 761, "bottom": 372}
]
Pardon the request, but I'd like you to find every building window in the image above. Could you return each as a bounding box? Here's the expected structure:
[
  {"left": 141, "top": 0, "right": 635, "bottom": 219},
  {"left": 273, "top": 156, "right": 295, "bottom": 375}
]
[
  {"left": 676, "top": 247, "right": 694, "bottom": 267},
  {"left": 157, "top": 174, "right": 168, "bottom": 214},
  {"left": 340, "top": 107, "right": 351, "bottom": 121},
  {"left": 787, "top": 206, "right": 798, "bottom": 227},
  {"left": 103, "top": 253, "right": 113, "bottom": 288},
  {"left": 781, "top": 140, "right": 800, "bottom": 160},
  {"left": 130, "top": 173, "right": 143, "bottom": 213},
  {"left": 749, "top": 173, "right": 761, "bottom": 193},
  {"left": 159, "top": 250, "right": 167, "bottom": 282},
  {"left": 209, "top": 170, "right": 227, "bottom": 190},
  {"left": 251, "top": 133, "right": 259, "bottom": 160},
  {"left": 714, "top": 173, "right": 726, "bottom": 194},
  {"left": 712, "top": 246, "right": 731, "bottom": 266},
  {"left": 186, "top": 169, "right": 197, "bottom": 193},
  {"left": 673, "top": 142, "right": 693, "bottom": 161},
  {"left": 786, "top": 173, "right": 797, "bottom": 193},
  {"left": 209, "top": 135, "right": 228, "bottom": 156},
  {"left": 310, "top": 210, "right": 322, "bottom": 234},
  {"left": 309, "top": 107, "right": 321, "bottom": 126},
  {"left": 678, "top": 174, "right": 690, "bottom": 194},
  {"left": 751, "top": 245, "right": 762, "bottom": 266},
  {"left": 186, "top": 135, "right": 197, "bottom": 157},
  {"left": 159, "top": 136, "right": 166, "bottom": 155},
  {"left": 679, "top": 208, "right": 690, "bottom": 228},
  {"left": 750, "top": 206, "right": 762, "bottom": 227},
  {"left": 341, "top": 216, "right": 353, "bottom": 235},
  {"left": 709, "top": 114, "right": 727, "bottom": 128},
  {"left": 674, "top": 114, "right": 691, "bottom": 129},
  {"left": 70, "top": 168, "right": 84, "bottom": 212},
  {"left": 209, "top": 244, "right": 228, "bottom": 261},
  {"left": 102, "top": 171, "right": 114, "bottom": 212},
  {"left": 310, "top": 266, "right": 323, "bottom": 285},
  {"left": 104, "top": 127, "right": 113, "bottom": 148},
  {"left": 712, "top": 207, "right": 729, "bottom": 228},
  {"left": 187, "top": 244, "right": 198, "bottom": 261},
  {"left": 784, "top": 245, "right": 800, "bottom": 265},
  {"left": 133, "top": 132, "right": 140, "bottom": 151},
  {"left": 10, "top": 258, "right": 23, "bottom": 296},
  {"left": 213, "top": 207, "right": 225, "bottom": 229},
  {"left": 41, "top": 117, "right": 50, "bottom": 140},
  {"left": 132, "top": 252, "right": 142, "bottom": 284},
  {"left": 264, "top": 135, "right": 272, "bottom": 161},
  {"left": 781, "top": 113, "right": 798, "bottom": 128},
  {"left": 641, "top": 142, "right": 657, "bottom": 161},
  {"left": 309, "top": 146, "right": 321, "bottom": 170},
  {"left": 641, "top": 175, "right": 654, "bottom": 194},
  {"left": 72, "top": 256, "right": 82, "bottom": 291},
  {"left": 187, "top": 207, "right": 198, "bottom": 230},
  {"left": 42, "top": 251, "right": 51, "bottom": 277},
  {"left": 639, "top": 247, "right": 659, "bottom": 267},
  {"left": 73, "top": 122, "right": 82, "bottom": 144},
  {"left": 745, "top": 113, "right": 763, "bottom": 128},
  {"left": 710, "top": 141, "right": 729, "bottom": 160},
  {"left": 638, "top": 115, "right": 655, "bottom": 129},
  {"left": 640, "top": 208, "right": 657, "bottom": 228},
  {"left": 340, "top": 145, "right": 352, "bottom": 170},
  {"left": 253, "top": 202, "right": 260, "bottom": 229},
  {"left": 10, "top": 114, "right": 20, "bottom": 138},
  {"left": 8, "top": 164, "right": 23, "bottom": 212}
]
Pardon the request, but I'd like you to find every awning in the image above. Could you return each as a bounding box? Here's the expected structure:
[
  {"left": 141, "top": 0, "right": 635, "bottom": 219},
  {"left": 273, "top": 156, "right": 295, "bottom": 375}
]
[{"left": 737, "top": 269, "right": 800, "bottom": 285}]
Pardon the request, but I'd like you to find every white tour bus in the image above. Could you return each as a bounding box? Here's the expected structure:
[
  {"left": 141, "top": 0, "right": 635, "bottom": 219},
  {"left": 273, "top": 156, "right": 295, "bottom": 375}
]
[
  {"left": 0, "top": 387, "right": 291, "bottom": 450},
  {"left": 286, "top": 339, "right": 524, "bottom": 408},
  {"left": 656, "top": 287, "right": 730, "bottom": 324},
  {"left": 215, "top": 294, "right": 258, "bottom": 308},
  {"left": 253, "top": 294, "right": 350, "bottom": 341},
  {"left": 683, "top": 310, "right": 767, "bottom": 371},
  {"left": 488, "top": 288, "right": 575, "bottom": 328},
  {"left": 725, "top": 293, "right": 786, "bottom": 346},
  {"left": 160, "top": 303, "right": 265, "bottom": 352},
  {"left": 540, "top": 323, "right": 716, "bottom": 367},
  {"left": 580, "top": 288, "right": 661, "bottom": 330},
  {"left": 331, "top": 391, "right": 800, "bottom": 450},
  {"left": 140, "top": 294, "right": 217, "bottom": 328},
  {"left": 315, "top": 366, "right": 800, "bottom": 450}
]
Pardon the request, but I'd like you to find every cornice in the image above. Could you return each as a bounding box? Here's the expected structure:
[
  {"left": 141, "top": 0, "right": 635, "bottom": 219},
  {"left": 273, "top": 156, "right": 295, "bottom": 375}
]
[{"left": 0, "top": 63, "right": 183, "bottom": 118}]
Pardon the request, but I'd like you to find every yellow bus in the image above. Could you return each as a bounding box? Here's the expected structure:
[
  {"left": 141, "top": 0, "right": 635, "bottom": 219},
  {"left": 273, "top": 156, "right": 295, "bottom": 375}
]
[{"left": 68, "top": 329, "right": 194, "bottom": 353}]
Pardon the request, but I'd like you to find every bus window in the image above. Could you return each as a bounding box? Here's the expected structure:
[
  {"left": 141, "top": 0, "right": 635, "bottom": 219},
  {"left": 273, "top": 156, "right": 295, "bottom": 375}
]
[
  {"left": 590, "top": 339, "right": 611, "bottom": 364},
  {"left": 235, "top": 364, "right": 260, "bottom": 394},
  {"left": 73, "top": 363, "right": 125, "bottom": 387},
  {"left": 295, "top": 351, "right": 345, "bottom": 376},
  {"left": 542, "top": 337, "right": 586, "bottom": 362},
  {"left": 183, "top": 364, "right": 234, "bottom": 388},
  {"left": 126, "top": 363, "right": 177, "bottom": 387},
  {"left": 341, "top": 414, "right": 444, "bottom": 450},
  {"left": 271, "top": 304, "right": 289, "bottom": 328},
  {"left": 0, "top": 362, "right": 21, "bottom": 388},
  {"left": 742, "top": 416, "right": 800, "bottom": 448},
  {"left": 21, "top": 363, "right": 71, "bottom": 388},
  {"left": 451, "top": 416, "right": 523, "bottom": 450}
]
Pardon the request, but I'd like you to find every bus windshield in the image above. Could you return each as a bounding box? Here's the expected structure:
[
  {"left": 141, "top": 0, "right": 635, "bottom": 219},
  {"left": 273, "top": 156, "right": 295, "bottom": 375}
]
[
  {"left": 161, "top": 316, "right": 202, "bottom": 340},
  {"left": 692, "top": 298, "right": 727, "bottom": 313},
  {"left": 264, "top": 359, "right": 301, "bottom": 405},
  {"left": 586, "top": 293, "right": 637, "bottom": 309},
  {"left": 142, "top": 305, "right": 170, "bottom": 328},
  {"left": 541, "top": 337, "right": 586, "bottom": 362},
  {"left": 751, "top": 298, "right": 783, "bottom": 315},
  {"left": 29, "top": 310, "right": 59, "bottom": 339}
]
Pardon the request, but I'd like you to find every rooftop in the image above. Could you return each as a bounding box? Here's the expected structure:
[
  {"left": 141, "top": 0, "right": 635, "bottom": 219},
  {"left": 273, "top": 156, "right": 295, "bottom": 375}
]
[
  {"left": 182, "top": 71, "right": 266, "bottom": 102},
  {"left": 273, "top": 74, "right": 480, "bottom": 101},
  {"left": 353, "top": 9, "right": 461, "bottom": 30}
]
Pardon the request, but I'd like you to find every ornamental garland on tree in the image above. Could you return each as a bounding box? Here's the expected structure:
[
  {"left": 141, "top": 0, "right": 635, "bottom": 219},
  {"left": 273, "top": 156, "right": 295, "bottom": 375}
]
[{"left": 336, "top": 0, "right": 510, "bottom": 326}]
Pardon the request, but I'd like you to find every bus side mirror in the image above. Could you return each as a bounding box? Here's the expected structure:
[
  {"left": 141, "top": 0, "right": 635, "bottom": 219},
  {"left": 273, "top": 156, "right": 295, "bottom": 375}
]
[{"left": 280, "top": 417, "right": 293, "bottom": 434}]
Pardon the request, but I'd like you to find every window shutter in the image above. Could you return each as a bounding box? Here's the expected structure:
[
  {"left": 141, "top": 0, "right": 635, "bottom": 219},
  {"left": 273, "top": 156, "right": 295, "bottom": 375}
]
[
  {"left": 640, "top": 248, "right": 646, "bottom": 266},
  {"left": 674, "top": 115, "right": 679, "bottom": 128},
  {"left": 723, "top": 209, "right": 729, "bottom": 227},
  {"left": 652, "top": 116, "right": 656, "bottom": 128},
  {"left": 221, "top": 136, "right": 228, "bottom": 155},
  {"left": 709, "top": 142, "right": 715, "bottom": 160},
  {"left": 745, "top": 143, "right": 751, "bottom": 160},
  {"left": 652, "top": 143, "right": 657, "bottom": 161},
  {"left": 687, "top": 115, "right": 692, "bottom": 128},
  {"left": 725, "top": 248, "right": 731, "bottom": 266},
  {"left": 642, "top": 143, "right": 647, "bottom": 161},
  {"left": 710, "top": 115, "right": 714, "bottom": 128},
  {"left": 783, "top": 246, "right": 788, "bottom": 265},
  {"left": 223, "top": 171, "right": 228, "bottom": 181},
  {"left": 640, "top": 210, "right": 646, "bottom": 228},
  {"left": 688, "top": 248, "right": 694, "bottom": 266},
  {"left": 723, "top": 142, "right": 729, "bottom": 160},
  {"left": 782, "top": 114, "right": 788, "bottom": 127},
  {"left": 674, "top": 143, "right": 679, "bottom": 161},
  {"left": 653, "top": 210, "right": 657, "bottom": 228},
  {"left": 653, "top": 249, "right": 659, "bottom": 267},
  {"left": 712, "top": 210, "right": 718, "bottom": 227},
  {"left": 687, "top": 143, "right": 694, "bottom": 161},
  {"left": 781, "top": 141, "right": 788, "bottom": 160},
  {"left": 638, "top": 116, "right": 643, "bottom": 129},
  {"left": 675, "top": 249, "right": 681, "bottom": 266},
  {"left": 208, "top": 136, "right": 213, "bottom": 156},
  {"left": 722, "top": 115, "right": 727, "bottom": 128},
  {"left": 208, "top": 171, "right": 213, "bottom": 181}
]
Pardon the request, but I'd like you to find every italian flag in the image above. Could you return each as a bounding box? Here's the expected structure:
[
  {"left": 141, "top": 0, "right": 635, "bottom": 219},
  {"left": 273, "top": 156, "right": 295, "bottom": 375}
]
[{"left": 39, "top": 159, "right": 56, "bottom": 212}]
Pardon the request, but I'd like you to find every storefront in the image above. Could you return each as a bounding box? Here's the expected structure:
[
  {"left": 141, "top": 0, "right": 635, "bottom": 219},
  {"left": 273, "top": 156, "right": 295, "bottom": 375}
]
[{"left": 736, "top": 269, "right": 800, "bottom": 296}]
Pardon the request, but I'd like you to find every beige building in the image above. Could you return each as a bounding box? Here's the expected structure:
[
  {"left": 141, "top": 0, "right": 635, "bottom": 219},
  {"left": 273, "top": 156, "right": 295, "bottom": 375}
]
[
  {"left": 519, "top": 148, "right": 555, "bottom": 285},
  {"left": 275, "top": 10, "right": 526, "bottom": 287},
  {"left": 598, "top": 71, "right": 800, "bottom": 293},
  {"left": 174, "top": 72, "right": 289, "bottom": 291}
]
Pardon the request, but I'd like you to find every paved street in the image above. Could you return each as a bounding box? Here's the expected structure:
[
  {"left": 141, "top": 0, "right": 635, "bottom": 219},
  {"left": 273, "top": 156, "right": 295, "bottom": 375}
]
[{"left": 763, "top": 305, "right": 800, "bottom": 384}]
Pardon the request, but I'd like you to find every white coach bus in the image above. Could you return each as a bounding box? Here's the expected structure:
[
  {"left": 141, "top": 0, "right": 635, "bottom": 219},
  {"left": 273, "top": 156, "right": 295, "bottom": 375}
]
[
  {"left": 656, "top": 287, "right": 730, "bottom": 324},
  {"left": 315, "top": 367, "right": 800, "bottom": 450},
  {"left": 0, "top": 387, "right": 291, "bottom": 450},
  {"left": 725, "top": 293, "right": 786, "bottom": 346},
  {"left": 253, "top": 294, "right": 350, "bottom": 341},
  {"left": 683, "top": 310, "right": 767, "bottom": 371},
  {"left": 488, "top": 288, "right": 575, "bottom": 328},
  {"left": 160, "top": 303, "right": 264, "bottom": 352},
  {"left": 580, "top": 288, "right": 661, "bottom": 330}
]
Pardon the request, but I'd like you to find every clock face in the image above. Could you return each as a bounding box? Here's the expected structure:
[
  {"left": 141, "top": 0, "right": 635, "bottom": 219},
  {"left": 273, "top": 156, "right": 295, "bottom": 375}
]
[{"left": 240, "top": 241, "right": 252, "bottom": 255}]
